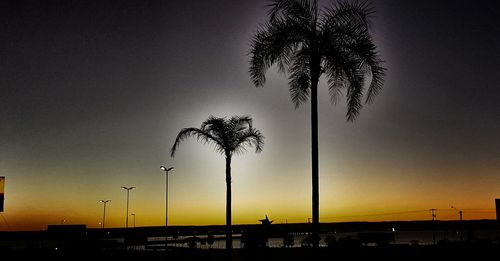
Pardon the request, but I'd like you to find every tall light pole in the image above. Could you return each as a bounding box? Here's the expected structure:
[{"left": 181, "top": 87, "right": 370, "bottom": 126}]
[
  {"left": 99, "top": 200, "right": 111, "bottom": 229},
  {"left": 160, "top": 165, "right": 174, "bottom": 251},
  {"left": 121, "top": 186, "right": 136, "bottom": 228},
  {"left": 131, "top": 213, "right": 136, "bottom": 228}
]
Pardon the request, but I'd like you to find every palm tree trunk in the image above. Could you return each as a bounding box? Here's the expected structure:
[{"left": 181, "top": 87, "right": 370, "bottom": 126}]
[
  {"left": 225, "top": 155, "right": 233, "bottom": 251},
  {"left": 311, "top": 74, "right": 320, "bottom": 248}
]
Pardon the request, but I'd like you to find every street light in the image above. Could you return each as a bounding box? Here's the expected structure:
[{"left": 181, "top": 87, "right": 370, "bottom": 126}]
[
  {"left": 121, "top": 186, "right": 136, "bottom": 228},
  {"left": 160, "top": 165, "right": 174, "bottom": 251},
  {"left": 99, "top": 200, "right": 111, "bottom": 229},
  {"left": 131, "top": 213, "right": 136, "bottom": 228}
]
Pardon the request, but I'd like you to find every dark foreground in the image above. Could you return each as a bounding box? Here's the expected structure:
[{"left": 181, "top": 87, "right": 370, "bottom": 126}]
[{"left": 3, "top": 243, "right": 498, "bottom": 260}]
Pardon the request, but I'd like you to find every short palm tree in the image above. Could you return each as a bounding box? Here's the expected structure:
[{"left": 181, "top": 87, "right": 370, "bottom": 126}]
[
  {"left": 170, "top": 115, "right": 264, "bottom": 250},
  {"left": 249, "top": 0, "right": 385, "bottom": 247}
]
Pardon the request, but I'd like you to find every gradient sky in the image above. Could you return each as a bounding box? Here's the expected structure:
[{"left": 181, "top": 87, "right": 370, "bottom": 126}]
[{"left": 1, "top": 0, "right": 500, "bottom": 230}]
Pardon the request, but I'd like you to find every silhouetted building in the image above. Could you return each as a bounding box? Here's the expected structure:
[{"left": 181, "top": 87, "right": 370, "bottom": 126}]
[
  {"left": 0, "top": 177, "right": 4, "bottom": 212},
  {"left": 48, "top": 224, "right": 87, "bottom": 240},
  {"left": 242, "top": 215, "right": 275, "bottom": 248},
  {"left": 496, "top": 199, "right": 500, "bottom": 222}
]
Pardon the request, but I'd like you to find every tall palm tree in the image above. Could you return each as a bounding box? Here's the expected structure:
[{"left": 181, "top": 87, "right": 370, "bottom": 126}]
[
  {"left": 170, "top": 115, "right": 264, "bottom": 251},
  {"left": 249, "top": 0, "right": 385, "bottom": 247}
]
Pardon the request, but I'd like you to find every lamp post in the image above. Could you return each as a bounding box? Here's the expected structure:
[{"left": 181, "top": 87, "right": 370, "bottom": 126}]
[
  {"left": 121, "top": 186, "right": 136, "bottom": 228},
  {"left": 131, "top": 213, "right": 136, "bottom": 228},
  {"left": 99, "top": 200, "right": 111, "bottom": 229},
  {"left": 160, "top": 165, "right": 174, "bottom": 251}
]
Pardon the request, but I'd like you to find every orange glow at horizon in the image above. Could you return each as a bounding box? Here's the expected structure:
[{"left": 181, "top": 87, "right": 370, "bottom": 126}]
[
  {"left": 2, "top": 161, "right": 499, "bottom": 231},
  {"left": 3, "top": 207, "right": 496, "bottom": 231}
]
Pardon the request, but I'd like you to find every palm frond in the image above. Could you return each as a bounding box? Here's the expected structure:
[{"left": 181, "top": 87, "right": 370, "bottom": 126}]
[
  {"left": 171, "top": 116, "right": 264, "bottom": 158},
  {"left": 365, "top": 61, "right": 385, "bottom": 103},
  {"left": 251, "top": 0, "right": 384, "bottom": 121},
  {"left": 249, "top": 18, "right": 304, "bottom": 87},
  {"left": 288, "top": 50, "right": 311, "bottom": 108},
  {"left": 201, "top": 115, "right": 223, "bottom": 130},
  {"left": 344, "top": 66, "right": 365, "bottom": 121},
  {"left": 331, "top": 27, "right": 385, "bottom": 105},
  {"left": 356, "top": 41, "right": 385, "bottom": 104},
  {"left": 268, "top": 0, "right": 316, "bottom": 24},
  {"left": 320, "top": 0, "right": 385, "bottom": 120},
  {"left": 325, "top": 0, "right": 373, "bottom": 31},
  {"left": 170, "top": 127, "right": 224, "bottom": 157},
  {"left": 323, "top": 48, "right": 367, "bottom": 121},
  {"left": 326, "top": 69, "right": 347, "bottom": 105},
  {"left": 229, "top": 115, "right": 253, "bottom": 130},
  {"left": 201, "top": 116, "right": 228, "bottom": 145},
  {"left": 232, "top": 128, "right": 265, "bottom": 156}
]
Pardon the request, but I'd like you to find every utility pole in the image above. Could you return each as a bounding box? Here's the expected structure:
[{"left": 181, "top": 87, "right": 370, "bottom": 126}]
[{"left": 430, "top": 209, "right": 437, "bottom": 244}]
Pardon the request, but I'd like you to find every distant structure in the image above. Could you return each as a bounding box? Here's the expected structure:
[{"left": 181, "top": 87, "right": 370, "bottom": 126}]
[
  {"left": 0, "top": 177, "right": 4, "bottom": 212},
  {"left": 242, "top": 215, "right": 275, "bottom": 248},
  {"left": 48, "top": 225, "right": 87, "bottom": 239},
  {"left": 496, "top": 199, "right": 500, "bottom": 222},
  {"left": 259, "top": 215, "right": 273, "bottom": 226}
]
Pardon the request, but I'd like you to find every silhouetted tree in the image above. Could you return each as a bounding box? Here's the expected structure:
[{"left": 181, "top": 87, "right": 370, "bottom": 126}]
[
  {"left": 249, "top": 0, "right": 385, "bottom": 247},
  {"left": 171, "top": 116, "right": 264, "bottom": 251}
]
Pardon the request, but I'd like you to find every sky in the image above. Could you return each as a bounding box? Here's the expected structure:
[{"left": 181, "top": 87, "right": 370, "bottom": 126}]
[{"left": 1, "top": 0, "right": 500, "bottom": 230}]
